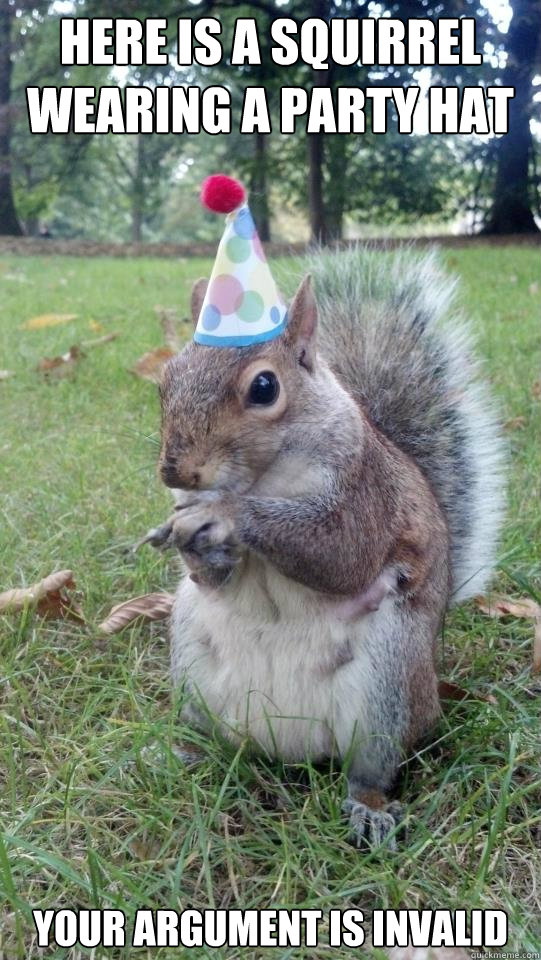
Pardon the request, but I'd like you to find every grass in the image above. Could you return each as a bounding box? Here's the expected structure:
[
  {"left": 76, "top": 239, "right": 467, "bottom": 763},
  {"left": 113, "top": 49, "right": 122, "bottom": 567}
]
[{"left": 0, "top": 247, "right": 539, "bottom": 959}]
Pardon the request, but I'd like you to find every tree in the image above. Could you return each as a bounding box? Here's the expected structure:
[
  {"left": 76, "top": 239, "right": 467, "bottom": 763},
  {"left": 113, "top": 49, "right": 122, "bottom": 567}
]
[
  {"left": 483, "top": 0, "right": 541, "bottom": 233},
  {"left": 0, "top": 2, "right": 22, "bottom": 235},
  {"left": 107, "top": 131, "right": 178, "bottom": 243},
  {"left": 6, "top": 1, "right": 102, "bottom": 236},
  {"left": 11, "top": 0, "right": 537, "bottom": 244}
]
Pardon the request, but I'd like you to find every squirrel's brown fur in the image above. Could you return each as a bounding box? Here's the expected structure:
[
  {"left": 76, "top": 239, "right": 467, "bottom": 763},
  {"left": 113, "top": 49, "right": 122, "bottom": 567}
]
[{"left": 156, "top": 249, "right": 504, "bottom": 849}]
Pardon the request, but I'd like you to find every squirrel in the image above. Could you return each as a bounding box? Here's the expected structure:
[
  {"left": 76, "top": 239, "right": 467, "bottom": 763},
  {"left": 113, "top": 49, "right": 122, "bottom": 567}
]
[{"left": 154, "top": 246, "right": 504, "bottom": 849}]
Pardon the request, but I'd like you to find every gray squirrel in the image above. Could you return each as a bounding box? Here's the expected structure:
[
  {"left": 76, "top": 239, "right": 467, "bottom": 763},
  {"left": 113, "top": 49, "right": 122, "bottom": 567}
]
[{"left": 153, "top": 246, "right": 504, "bottom": 849}]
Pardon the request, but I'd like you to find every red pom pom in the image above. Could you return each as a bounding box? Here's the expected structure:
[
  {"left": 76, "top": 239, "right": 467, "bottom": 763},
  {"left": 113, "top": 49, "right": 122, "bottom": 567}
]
[{"left": 200, "top": 174, "right": 245, "bottom": 214}]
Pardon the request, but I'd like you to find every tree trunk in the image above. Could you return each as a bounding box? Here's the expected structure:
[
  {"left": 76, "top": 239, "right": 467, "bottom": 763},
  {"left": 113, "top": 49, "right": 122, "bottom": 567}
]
[
  {"left": 250, "top": 132, "right": 270, "bottom": 242},
  {"left": 482, "top": 0, "right": 540, "bottom": 234},
  {"left": 0, "top": 4, "right": 22, "bottom": 236},
  {"left": 131, "top": 204, "right": 142, "bottom": 244},
  {"left": 306, "top": 0, "right": 331, "bottom": 245},
  {"left": 307, "top": 128, "right": 327, "bottom": 244},
  {"left": 324, "top": 135, "right": 347, "bottom": 242},
  {"left": 307, "top": 65, "right": 331, "bottom": 244},
  {"left": 131, "top": 136, "right": 144, "bottom": 243}
]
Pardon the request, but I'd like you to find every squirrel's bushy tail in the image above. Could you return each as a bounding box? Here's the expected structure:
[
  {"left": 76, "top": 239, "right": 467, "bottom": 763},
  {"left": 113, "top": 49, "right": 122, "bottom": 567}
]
[{"left": 308, "top": 246, "right": 505, "bottom": 602}]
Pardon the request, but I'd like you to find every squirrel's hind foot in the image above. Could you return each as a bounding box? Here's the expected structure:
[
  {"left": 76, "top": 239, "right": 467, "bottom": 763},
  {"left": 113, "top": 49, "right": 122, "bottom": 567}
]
[{"left": 342, "top": 795, "right": 404, "bottom": 851}]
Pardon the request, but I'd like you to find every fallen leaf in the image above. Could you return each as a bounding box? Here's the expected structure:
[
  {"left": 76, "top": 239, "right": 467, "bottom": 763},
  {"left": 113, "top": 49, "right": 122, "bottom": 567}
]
[
  {"left": 476, "top": 594, "right": 541, "bottom": 675},
  {"left": 155, "top": 306, "right": 182, "bottom": 352},
  {"left": 476, "top": 594, "right": 539, "bottom": 620},
  {"left": 22, "top": 313, "right": 78, "bottom": 330},
  {"left": 88, "top": 320, "right": 104, "bottom": 332},
  {"left": 36, "top": 345, "right": 84, "bottom": 379},
  {"left": 0, "top": 570, "right": 84, "bottom": 622},
  {"left": 131, "top": 347, "right": 175, "bottom": 384},
  {"left": 503, "top": 415, "right": 526, "bottom": 431},
  {"left": 438, "top": 679, "right": 496, "bottom": 705},
  {"left": 99, "top": 592, "right": 174, "bottom": 635},
  {"left": 130, "top": 838, "right": 160, "bottom": 861},
  {"left": 0, "top": 369, "right": 14, "bottom": 380},
  {"left": 81, "top": 332, "right": 119, "bottom": 348}
]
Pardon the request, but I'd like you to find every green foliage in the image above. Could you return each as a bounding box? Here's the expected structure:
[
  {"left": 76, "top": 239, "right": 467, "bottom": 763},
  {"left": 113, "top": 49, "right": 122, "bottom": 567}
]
[
  {"left": 4, "top": 0, "right": 540, "bottom": 241},
  {"left": 13, "top": 179, "right": 57, "bottom": 223},
  {"left": 10, "top": 6, "right": 108, "bottom": 233}
]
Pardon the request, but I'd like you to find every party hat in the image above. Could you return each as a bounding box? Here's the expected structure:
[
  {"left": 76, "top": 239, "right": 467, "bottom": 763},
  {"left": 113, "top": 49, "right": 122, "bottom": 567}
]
[{"left": 194, "top": 174, "right": 288, "bottom": 347}]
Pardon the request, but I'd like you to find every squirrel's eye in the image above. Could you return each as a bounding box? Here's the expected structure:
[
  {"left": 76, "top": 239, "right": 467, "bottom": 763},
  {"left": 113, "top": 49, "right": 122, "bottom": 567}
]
[{"left": 248, "top": 371, "right": 279, "bottom": 406}]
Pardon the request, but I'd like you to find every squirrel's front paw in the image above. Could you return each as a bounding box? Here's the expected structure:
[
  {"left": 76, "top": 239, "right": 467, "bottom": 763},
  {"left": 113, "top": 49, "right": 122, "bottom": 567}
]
[
  {"left": 135, "top": 495, "right": 241, "bottom": 586},
  {"left": 134, "top": 517, "right": 176, "bottom": 552},
  {"left": 170, "top": 494, "right": 236, "bottom": 551},
  {"left": 342, "top": 797, "right": 403, "bottom": 851},
  {"left": 171, "top": 493, "right": 241, "bottom": 584}
]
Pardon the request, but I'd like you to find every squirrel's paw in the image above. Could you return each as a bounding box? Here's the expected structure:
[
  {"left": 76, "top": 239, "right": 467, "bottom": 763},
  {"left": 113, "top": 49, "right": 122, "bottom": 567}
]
[
  {"left": 134, "top": 517, "right": 176, "bottom": 552},
  {"left": 342, "top": 797, "right": 403, "bottom": 851},
  {"left": 169, "top": 496, "right": 242, "bottom": 583},
  {"left": 134, "top": 495, "right": 242, "bottom": 587},
  {"left": 171, "top": 497, "right": 241, "bottom": 586},
  {"left": 171, "top": 496, "right": 237, "bottom": 554}
]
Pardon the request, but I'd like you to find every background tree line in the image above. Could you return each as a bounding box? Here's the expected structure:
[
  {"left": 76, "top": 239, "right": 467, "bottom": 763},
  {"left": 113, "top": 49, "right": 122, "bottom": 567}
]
[{"left": 0, "top": 0, "right": 539, "bottom": 244}]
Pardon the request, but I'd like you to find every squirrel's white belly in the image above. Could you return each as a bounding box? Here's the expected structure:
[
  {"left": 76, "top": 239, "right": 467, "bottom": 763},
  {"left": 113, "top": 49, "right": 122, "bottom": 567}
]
[{"left": 170, "top": 557, "right": 383, "bottom": 762}]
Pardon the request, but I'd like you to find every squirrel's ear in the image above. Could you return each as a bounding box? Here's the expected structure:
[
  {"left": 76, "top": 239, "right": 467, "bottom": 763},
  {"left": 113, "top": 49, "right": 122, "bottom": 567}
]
[
  {"left": 285, "top": 275, "right": 317, "bottom": 371},
  {"left": 191, "top": 277, "right": 209, "bottom": 328}
]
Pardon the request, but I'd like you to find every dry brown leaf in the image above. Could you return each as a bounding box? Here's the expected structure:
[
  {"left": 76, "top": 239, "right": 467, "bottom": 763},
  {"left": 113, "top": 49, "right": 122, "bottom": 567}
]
[
  {"left": 129, "top": 837, "right": 161, "bottom": 861},
  {"left": 476, "top": 593, "right": 541, "bottom": 675},
  {"left": 475, "top": 594, "right": 540, "bottom": 620},
  {"left": 0, "top": 570, "right": 84, "bottom": 622},
  {"left": 503, "top": 415, "right": 526, "bottom": 431},
  {"left": 36, "top": 344, "right": 84, "bottom": 379},
  {"left": 155, "top": 306, "right": 182, "bottom": 352},
  {"left": 131, "top": 347, "right": 175, "bottom": 384},
  {"left": 438, "top": 679, "right": 497, "bottom": 705},
  {"left": 22, "top": 313, "right": 78, "bottom": 330},
  {"left": 0, "top": 369, "right": 14, "bottom": 380},
  {"left": 99, "top": 592, "right": 174, "bottom": 635},
  {"left": 80, "top": 332, "right": 119, "bottom": 349}
]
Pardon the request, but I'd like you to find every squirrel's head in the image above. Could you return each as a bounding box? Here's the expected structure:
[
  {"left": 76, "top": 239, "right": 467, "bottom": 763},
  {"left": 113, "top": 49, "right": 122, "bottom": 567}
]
[{"left": 159, "top": 275, "right": 321, "bottom": 494}]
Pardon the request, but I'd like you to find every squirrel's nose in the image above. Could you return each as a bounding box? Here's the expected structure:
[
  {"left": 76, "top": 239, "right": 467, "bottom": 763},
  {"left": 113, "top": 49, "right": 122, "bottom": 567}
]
[{"left": 160, "top": 457, "right": 201, "bottom": 490}]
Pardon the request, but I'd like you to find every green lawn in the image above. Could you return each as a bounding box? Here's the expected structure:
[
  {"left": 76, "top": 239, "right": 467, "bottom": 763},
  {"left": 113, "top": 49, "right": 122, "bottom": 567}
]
[{"left": 0, "top": 248, "right": 540, "bottom": 958}]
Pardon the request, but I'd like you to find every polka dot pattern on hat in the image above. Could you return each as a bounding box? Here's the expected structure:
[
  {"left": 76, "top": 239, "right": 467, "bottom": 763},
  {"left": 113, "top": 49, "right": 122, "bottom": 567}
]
[
  {"left": 226, "top": 236, "right": 251, "bottom": 264},
  {"left": 238, "top": 291, "right": 265, "bottom": 323},
  {"left": 208, "top": 274, "right": 243, "bottom": 314},
  {"left": 194, "top": 199, "right": 288, "bottom": 347},
  {"left": 233, "top": 207, "right": 256, "bottom": 239},
  {"left": 201, "top": 304, "right": 221, "bottom": 331}
]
